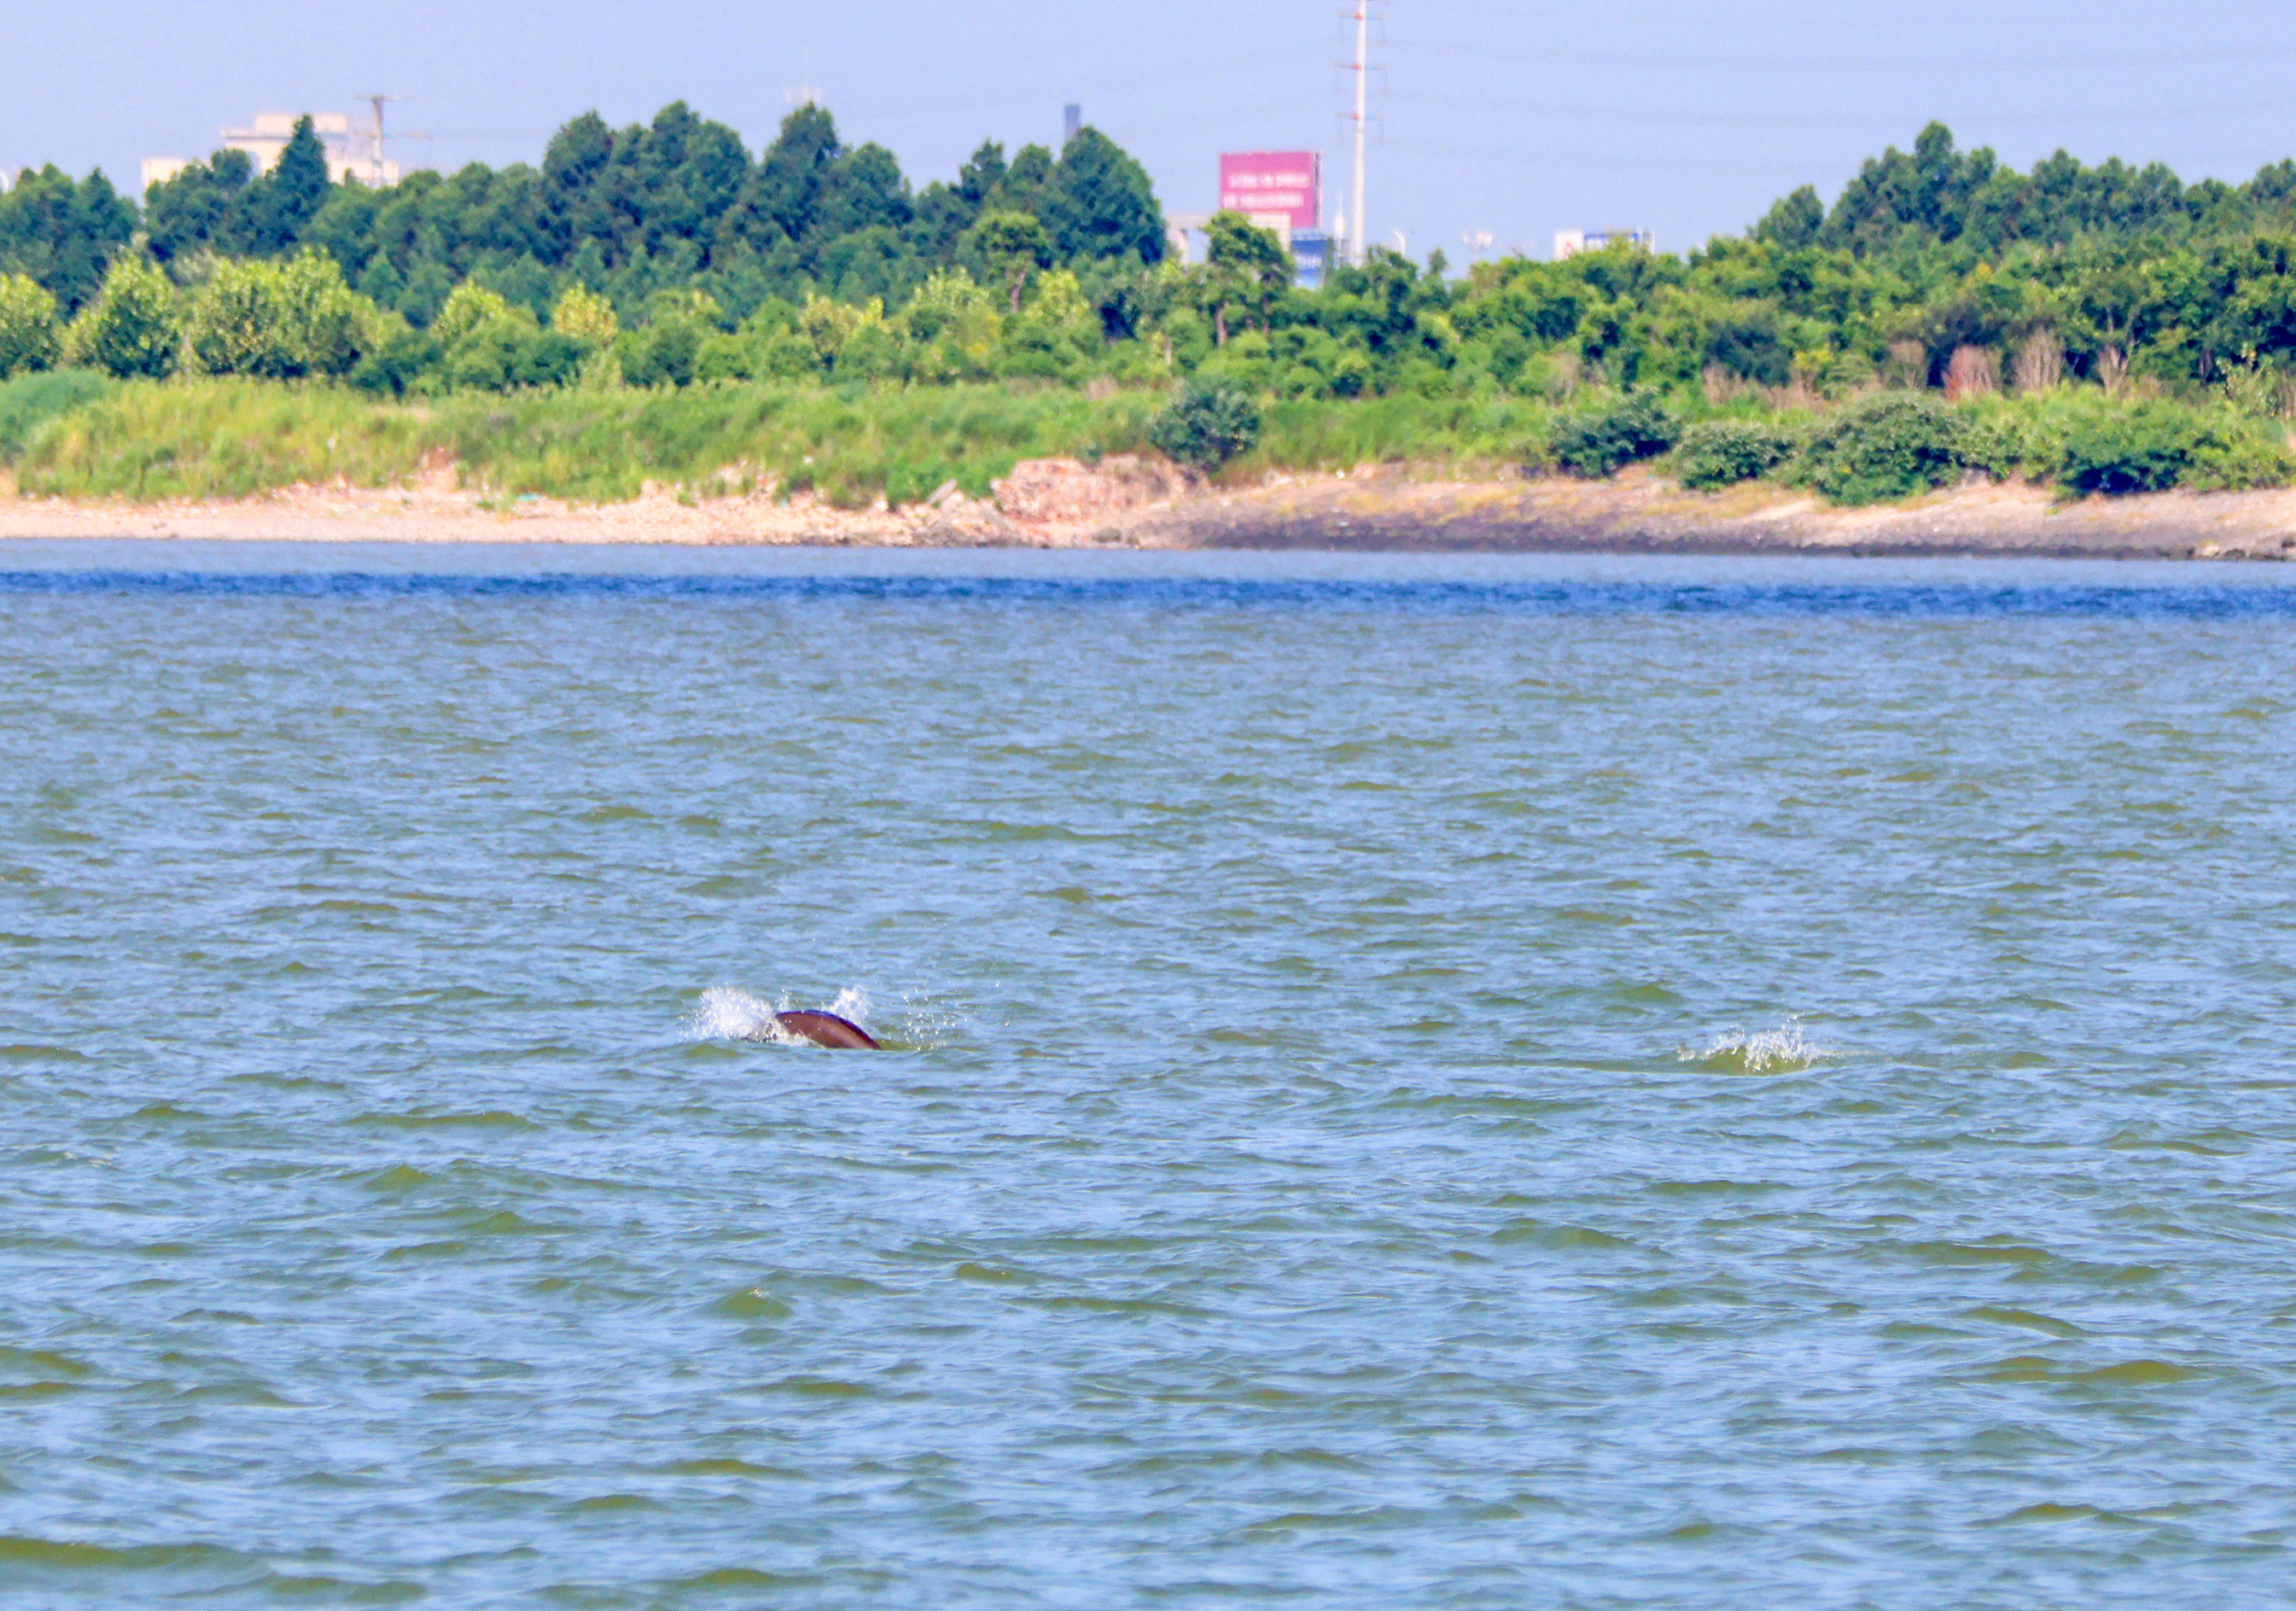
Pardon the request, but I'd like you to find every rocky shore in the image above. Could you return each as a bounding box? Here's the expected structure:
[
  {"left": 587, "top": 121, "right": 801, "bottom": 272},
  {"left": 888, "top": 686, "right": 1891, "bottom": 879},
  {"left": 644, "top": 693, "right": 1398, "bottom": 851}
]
[{"left": 5, "top": 457, "right": 2296, "bottom": 559}]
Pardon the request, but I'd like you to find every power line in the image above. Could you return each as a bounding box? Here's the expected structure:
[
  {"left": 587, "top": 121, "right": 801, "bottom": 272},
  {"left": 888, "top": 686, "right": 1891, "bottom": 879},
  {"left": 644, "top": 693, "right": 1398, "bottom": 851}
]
[
  {"left": 1384, "top": 90, "right": 2296, "bottom": 131},
  {"left": 1384, "top": 138, "right": 1809, "bottom": 178},
  {"left": 1386, "top": 36, "right": 2296, "bottom": 73},
  {"left": 834, "top": 49, "right": 1303, "bottom": 122}
]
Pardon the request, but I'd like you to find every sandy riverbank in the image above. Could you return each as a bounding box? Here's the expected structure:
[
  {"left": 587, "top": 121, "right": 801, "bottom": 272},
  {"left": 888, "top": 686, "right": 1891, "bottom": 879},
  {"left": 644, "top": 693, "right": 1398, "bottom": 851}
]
[{"left": 5, "top": 458, "right": 2296, "bottom": 558}]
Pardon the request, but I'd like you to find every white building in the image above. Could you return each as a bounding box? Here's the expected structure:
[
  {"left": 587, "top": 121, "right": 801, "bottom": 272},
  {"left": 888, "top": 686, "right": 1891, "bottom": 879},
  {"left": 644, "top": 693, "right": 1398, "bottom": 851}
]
[
  {"left": 1554, "top": 228, "right": 1655, "bottom": 260},
  {"left": 143, "top": 111, "right": 401, "bottom": 193}
]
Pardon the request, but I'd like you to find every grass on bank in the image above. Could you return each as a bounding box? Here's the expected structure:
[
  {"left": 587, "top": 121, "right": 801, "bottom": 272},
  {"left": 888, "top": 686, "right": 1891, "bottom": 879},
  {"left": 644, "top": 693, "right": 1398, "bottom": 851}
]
[
  {"left": 7, "top": 374, "right": 1553, "bottom": 505},
  {"left": 17, "top": 379, "right": 432, "bottom": 499},
  {"left": 435, "top": 382, "right": 1162, "bottom": 505},
  {"left": 9, "top": 369, "right": 2296, "bottom": 508},
  {"left": 8, "top": 376, "right": 1174, "bottom": 505},
  {"left": 0, "top": 369, "right": 110, "bottom": 464}
]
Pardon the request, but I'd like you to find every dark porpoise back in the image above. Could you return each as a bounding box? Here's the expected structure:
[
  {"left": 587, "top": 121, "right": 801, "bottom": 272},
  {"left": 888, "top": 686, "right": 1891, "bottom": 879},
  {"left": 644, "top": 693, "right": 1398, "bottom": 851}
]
[{"left": 767, "top": 1009, "right": 882, "bottom": 1050}]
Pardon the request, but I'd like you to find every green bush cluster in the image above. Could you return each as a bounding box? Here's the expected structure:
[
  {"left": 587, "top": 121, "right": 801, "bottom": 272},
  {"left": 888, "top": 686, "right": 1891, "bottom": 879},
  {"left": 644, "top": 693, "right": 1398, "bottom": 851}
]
[
  {"left": 1147, "top": 380, "right": 1261, "bottom": 471},
  {"left": 1550, "top": 394, "right": 1679, "bottom": 477},
  {"left": 1671, "top": 418, "right": 1801, "bottom": 489},
  {"left": 1793, "top": 393, "right": 1967, "bottom": 505},
  {"left": 2038, "top": 400, "right": 2295, "bottom": 495}
]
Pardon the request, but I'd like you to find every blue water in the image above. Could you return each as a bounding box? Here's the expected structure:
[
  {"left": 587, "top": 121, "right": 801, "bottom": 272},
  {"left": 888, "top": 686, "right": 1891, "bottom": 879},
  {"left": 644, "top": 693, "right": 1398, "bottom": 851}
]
[{"left": 4, "top": 542, "right": 2295, "bottom": 1608}]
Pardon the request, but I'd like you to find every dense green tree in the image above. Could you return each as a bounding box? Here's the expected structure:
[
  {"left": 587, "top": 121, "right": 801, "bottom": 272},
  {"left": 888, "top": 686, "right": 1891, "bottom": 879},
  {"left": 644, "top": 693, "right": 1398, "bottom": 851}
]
[
  {"left": 0, "top": 166, "right": 137, "bottom": 312},
  {"left": 244, "top": 116, "right": 334, "bottom": 254},
  {"left": 1203, "top": 211, "right": 1291, "bottom": 342},
  {"left": 965, "top": 210, "right": 1052, "bottom": 312},
  {"left": 1042, "top": 127, "right": 1164, "bottom": 263},
  {"left": 828, "top": 143, "right": 912, "bottom": 236},
  {"left": 540, "top": 110, "right": 617, "bottom": 260},
  {"left": 1753, "top": 186, "right": 1824, "bottom": 250},
  {"left": 145, "top": 150, "right": 259, "bottom": 262},
  {"left": 65, "top": 252, "right": 180, "bottom": 376},
  {"left": 957, "top": 142, "right": 1006, "bottom": 207},
  {"left": 0, "top": 273, "right": 61, "bottom": 376},
  {"left": 744, "top": 103, "right": 842, "bottom": 246}
]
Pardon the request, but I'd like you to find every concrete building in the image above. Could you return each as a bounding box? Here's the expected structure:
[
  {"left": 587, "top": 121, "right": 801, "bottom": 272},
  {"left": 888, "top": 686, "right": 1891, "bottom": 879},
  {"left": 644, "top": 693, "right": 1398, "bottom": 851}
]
[
  {"left": 1554, "top": 228, "right": 1655, "bottom": 260},
  {"left": 143, "top": 111, "right": 400, "bottom": 193}
]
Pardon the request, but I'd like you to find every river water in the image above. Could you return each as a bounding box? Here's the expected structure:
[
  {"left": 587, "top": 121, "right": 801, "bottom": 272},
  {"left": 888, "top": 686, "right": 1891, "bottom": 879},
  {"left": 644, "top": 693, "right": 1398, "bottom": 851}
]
[{"left": 3, "top": 541, "right": 2295, "bottom": 1608}]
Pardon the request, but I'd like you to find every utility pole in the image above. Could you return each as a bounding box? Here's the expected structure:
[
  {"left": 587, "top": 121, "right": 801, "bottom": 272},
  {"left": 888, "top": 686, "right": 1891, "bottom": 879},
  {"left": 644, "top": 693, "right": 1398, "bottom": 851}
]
[{"left": 1349, "top": 0, "right": 1368, "bottom": 266}]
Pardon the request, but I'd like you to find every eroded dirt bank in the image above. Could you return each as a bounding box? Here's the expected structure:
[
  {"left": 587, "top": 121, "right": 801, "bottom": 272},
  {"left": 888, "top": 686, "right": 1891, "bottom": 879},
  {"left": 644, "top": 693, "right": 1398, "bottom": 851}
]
[{"left": 5, "top": 458, "right": 2295, "bottom": 558}]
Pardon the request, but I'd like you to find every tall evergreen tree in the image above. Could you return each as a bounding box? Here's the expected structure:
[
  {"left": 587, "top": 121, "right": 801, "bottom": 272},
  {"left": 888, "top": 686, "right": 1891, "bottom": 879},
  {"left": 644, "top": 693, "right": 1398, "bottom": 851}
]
[
  {"left": 746, "top": 104, "right": 842, "bottom": 245},
  {"left": 1043, "top": 126, "right": 1164, "bottom": 263},
  {"left": 246, "top": 116, "right": 333, "bottom": 254},
  {"left": 0, "top": 166, "right": 137, "bottom": 311},
  {"left": 145, "top": 149, "right": 258, "bottom": 262}
]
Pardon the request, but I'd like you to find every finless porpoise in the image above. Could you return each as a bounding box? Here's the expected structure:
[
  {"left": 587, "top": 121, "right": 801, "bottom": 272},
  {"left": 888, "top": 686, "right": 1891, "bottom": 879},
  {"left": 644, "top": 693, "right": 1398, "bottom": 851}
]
[{"left": 756, "top": 1009, "right": 881, "bottom": 1049}]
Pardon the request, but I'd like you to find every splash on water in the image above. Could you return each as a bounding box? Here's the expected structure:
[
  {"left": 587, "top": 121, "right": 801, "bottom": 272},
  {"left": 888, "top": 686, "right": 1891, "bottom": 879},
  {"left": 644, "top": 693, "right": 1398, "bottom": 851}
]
[
  {"left": 1681, "top": 1019, "right": 1825, "bottom": 1074},
  {"left": 688, "top": 984, "right": 889, "bottom": 1047},
  {"left": 688, "top": 986, "right": 781, "bottom": 1042},
  {"left": 687, "top": 984, "right": 963, "bottom": 1050}
]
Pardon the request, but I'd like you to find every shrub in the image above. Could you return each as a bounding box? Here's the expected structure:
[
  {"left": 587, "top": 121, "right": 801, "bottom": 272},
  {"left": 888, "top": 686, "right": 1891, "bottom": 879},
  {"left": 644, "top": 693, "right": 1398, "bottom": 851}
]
[
  {"left": 1672, "top": 418, "right": 1798, "bottom": 489},
  {"left": 271, "top": 250, "right": 383, "bottom": 378},
  {"left": 430, "top": 283, "right": 515, "bottom": 351},
  {"left": 350, "top": 328, "right": 442, "bottom": 395},
  {"left": 551, "top": 285, "right": 618, "bottom": 346},
  {"left": 185, "top": 251, "right": 383, "bottom": 380},
  {"left": 0, "top": 274, "right": 61, "bottom": 379},
  {"left": 1957, "top": 406, "right": 2030, "bottom": 481},
  {"left": 1549, "top": 394, "right": 1679, "bottom": 478},
  {"left": 2187, "top": 426, "right": 2296, "bottom": 492},
  {"left": 2052, "top": 402, "right": 2200, "bottom": 496},
  {"left": 1796, "top": 391, "right": 1963, "bottom": 504},
  {"left": 63, "top": 254, "right": 180, "bottom": 380},
  {"left": 184, "top": 259, "right": 278, "bottom": 376},
  {"left": 1149, "top": 379, "right": 1260, "bottom": 471}
]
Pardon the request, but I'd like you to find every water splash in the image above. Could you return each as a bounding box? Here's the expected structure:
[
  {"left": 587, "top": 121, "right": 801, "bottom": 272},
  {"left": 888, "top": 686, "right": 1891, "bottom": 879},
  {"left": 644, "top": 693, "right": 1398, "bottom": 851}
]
[
  {"left": 687, "top": 985, "right": 889, "bottom": 1047},
  {"left": 1681, "top": 1019, "right": 1825, "bottom": 1074},
  {"left": 687, "top": 984, "right": 971, "bottom": 1051},
  {"left": 688, "top": 986, "right": 780, "bottom": 1042},
  {"left": 881, "top": 989, "right": 964, "bottom": 1052}
]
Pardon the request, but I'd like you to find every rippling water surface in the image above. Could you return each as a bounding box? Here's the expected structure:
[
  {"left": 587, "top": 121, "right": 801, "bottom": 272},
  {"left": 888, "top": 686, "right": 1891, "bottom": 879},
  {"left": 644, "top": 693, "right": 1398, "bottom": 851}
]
[{"left": 4, "top": 541, "right": 2296, "bottom": 1608}]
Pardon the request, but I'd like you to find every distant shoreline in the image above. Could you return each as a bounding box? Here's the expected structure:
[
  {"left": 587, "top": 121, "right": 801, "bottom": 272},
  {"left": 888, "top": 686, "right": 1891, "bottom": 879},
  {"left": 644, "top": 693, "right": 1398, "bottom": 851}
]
[{"left": 4, "top": 463, "right": 2293, "bottom": 561}]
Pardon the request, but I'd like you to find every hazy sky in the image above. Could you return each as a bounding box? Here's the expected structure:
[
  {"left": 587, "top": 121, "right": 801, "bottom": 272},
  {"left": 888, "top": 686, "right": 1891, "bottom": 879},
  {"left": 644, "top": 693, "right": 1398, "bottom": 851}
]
[{"left": 8, "top": 0, "right": 2296, "bottom": 261}]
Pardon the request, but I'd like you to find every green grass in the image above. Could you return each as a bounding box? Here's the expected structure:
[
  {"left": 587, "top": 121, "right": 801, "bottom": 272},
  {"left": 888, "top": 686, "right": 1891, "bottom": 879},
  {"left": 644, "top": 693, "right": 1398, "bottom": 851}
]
[
  {"left": 15, "top": 377, "right": 1172, "bottom": 505},
  {"left": 0, "top": 370, "right": 112, "bottom": 464},
  {"left": 17, "top": 377, "right": 1548, "bottom": 505},
  {"left": 432, "top": 382, "right": 1163, "bottom": 506},
  {"left": 19, "top": 378, "right": 430, "bottom": 499},
  {"left": 1250, "top": 393, "right": 1558, "bottom": 476},
  {"left": 15, "top": 373, "right": 2296, "bottom": 505}
]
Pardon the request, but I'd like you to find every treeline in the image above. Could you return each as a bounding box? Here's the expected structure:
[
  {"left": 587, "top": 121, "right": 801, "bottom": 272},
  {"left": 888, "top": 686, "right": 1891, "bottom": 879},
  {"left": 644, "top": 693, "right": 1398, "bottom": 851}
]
[
  {"left": 2, "top": 102, "right": 1163, "bottom": 323},
  {"left": 1756, "top": 121, "right": 2296, "bottom": 260},
  {"left": 11, "top": 112, "right": 2296, "bottom": 425}
]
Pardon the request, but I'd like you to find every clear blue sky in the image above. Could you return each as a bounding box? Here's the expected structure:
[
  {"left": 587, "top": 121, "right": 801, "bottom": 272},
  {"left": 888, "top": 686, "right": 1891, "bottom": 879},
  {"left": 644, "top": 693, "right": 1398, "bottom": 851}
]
[{"left": 7, "top": 0, "right": 2296, "bottom": 261}]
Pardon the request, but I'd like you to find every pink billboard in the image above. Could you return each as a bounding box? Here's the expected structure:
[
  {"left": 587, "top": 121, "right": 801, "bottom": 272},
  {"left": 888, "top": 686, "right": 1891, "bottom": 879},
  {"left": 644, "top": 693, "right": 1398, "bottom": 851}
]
[{"left": 1219, "top": 151, "right": 1321, "bottom": 232}]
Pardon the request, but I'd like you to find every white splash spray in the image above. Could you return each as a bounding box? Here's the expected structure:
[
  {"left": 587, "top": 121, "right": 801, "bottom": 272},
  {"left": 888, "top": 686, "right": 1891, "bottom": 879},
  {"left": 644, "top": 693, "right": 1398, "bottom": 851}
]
[
  {"left": 1681, "top": 1018, "right": 1825, "bottom": 1074},
  {"left": 687, "top": 984, "right": 883, "bottom": 1046},
  {"left": 688, "top": 986, "right": 780, "bottom": 1042}
]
